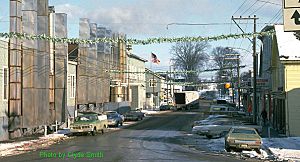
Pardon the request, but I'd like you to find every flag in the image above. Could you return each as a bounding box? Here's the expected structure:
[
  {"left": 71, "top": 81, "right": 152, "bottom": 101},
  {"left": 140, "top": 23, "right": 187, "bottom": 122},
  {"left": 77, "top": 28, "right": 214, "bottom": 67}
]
[{"left": 151, "top": 52, "right": 160, "bottom": 64}]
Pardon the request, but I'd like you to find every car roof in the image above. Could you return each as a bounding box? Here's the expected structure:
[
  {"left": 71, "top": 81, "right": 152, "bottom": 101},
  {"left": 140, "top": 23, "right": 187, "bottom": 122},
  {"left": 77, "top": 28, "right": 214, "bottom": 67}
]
[
  {"left": 104, "top": 111, "right": 117, "bottom": 113},
  {"left": 231, "top": 126, "right": 256, "bottom": 130},
  {"left": 79, "top": 111, "right": 100, "bottom": 114}
]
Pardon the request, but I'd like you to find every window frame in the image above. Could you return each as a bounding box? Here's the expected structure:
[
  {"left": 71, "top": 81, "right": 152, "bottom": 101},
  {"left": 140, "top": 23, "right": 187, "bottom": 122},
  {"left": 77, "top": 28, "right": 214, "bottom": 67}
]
[
  {"left": 3, "top": 66, "right": 8, "bottom": 101},
  {"left": 69, "top": 74, "right": 76, "bottom": 98}
]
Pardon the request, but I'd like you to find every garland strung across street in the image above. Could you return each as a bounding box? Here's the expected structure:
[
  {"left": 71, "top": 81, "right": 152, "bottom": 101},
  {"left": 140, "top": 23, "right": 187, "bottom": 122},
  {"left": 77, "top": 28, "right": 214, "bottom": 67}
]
[
  {"left": 0, "top": 30, "right": 275, "bottom": 45},
  {"left": 109, "top": 70, "right": 197, "bottom": 74}
]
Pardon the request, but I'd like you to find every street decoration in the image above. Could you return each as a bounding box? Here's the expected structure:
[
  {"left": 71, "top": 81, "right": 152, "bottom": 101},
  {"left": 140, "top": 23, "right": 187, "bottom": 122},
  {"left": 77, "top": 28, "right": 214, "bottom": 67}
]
[{"left": 0, "top": 30, "right": 275, "bottom": 45}]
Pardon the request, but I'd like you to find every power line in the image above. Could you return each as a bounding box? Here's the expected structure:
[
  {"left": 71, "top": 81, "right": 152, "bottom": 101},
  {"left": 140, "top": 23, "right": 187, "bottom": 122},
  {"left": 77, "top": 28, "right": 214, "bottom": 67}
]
[
  {"left": 232, "top": 0, "right": 249, "bottom": 16},
  {"left": 268, "top": 9, "right": 282, "bottom": 23},
  {"left": 241, "top": 0, "right": 258, "bottom": 16},
  {"left": 256, "top": 0, "right": 281, "bottom": 6},
  {"left": 249, "top": 1, "right": 268, "bottom": 16}
]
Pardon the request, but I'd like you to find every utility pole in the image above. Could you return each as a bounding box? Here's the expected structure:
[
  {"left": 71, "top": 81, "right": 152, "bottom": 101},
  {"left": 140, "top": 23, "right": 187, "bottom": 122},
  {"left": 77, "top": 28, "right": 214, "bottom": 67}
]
[
  {"left": 232, "top": 15, "right": 258, "bottom": 124},
  {"left": 224, "top": 54, "right": 240, "bottom": 106},
  {"left": 237, "top": 54, "right": 241, "bottom": 110}
]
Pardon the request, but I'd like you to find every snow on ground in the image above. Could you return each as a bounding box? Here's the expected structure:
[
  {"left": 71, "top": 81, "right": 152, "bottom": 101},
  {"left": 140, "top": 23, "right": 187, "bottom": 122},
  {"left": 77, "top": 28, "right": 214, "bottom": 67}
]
[
  {"left": 263, "top": 137, "right": 300, "bottom": 162},
  {"left": 141, "top": 110, "right": 171, "bottom": 115},
  {"left": 141, "top": 110, "right": 160, "bottom": 115},
  {"left": 190, "top": 134, "right": 300, "bottom": 161},
  {"left": 0, "top": 132, "right": 70, "bottom": 157}
]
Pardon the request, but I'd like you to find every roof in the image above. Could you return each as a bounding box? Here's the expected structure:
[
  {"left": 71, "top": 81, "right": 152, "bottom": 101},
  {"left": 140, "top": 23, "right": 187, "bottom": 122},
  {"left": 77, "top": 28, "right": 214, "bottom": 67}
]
[
  {"left": 274, "top": 25, "right": 300, "bottom": 61},
  {"left": 128, "top": 53, "right": 148, "bottom": 62},
  {"left": 145, "top": 68, "right": 165, "bottom": 79}
]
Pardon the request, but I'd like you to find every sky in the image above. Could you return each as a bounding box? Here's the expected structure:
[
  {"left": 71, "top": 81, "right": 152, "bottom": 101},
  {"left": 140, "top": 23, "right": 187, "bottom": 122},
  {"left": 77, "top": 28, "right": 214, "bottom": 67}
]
[{"left": 0, "top": 0, "right": 283, "bottom": 78}]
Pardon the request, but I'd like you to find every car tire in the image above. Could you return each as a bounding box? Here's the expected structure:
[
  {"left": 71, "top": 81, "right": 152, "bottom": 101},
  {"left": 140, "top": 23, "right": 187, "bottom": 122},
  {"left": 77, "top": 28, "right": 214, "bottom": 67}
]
[
  {"left": 115, "top": 122, "right": 119, "bottom": 127},
  {"left": 225, "top": 144, "right": 231, "bottom": 152},
  {"left": 91, "top": 127, "right": 96, "bottom": 136},
  {"left": 255, "top": 148, "right": 260, "bottom": 154}
]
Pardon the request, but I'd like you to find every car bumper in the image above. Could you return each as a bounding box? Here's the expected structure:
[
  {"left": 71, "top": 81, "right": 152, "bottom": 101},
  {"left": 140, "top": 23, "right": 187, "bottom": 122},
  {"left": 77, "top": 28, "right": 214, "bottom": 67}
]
[
  {"left": 125, "top": 117, "right": 138, "bottom": 120},
  {"left": 70, "top": 128, "right": 93, "bottom": 133},
  {"left": 107, "top": 120, "right": 118, "bottom": 125},
  {"left": 227, "top": 143, "right": 261, "bottom": 149}
]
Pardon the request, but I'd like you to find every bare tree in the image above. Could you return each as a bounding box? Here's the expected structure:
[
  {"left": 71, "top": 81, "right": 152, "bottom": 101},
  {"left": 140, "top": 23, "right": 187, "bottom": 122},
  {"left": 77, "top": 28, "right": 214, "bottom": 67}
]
[
  {"left": 171, "top": 41, "right": 210, "bottom": 84},
  {"left": 211, "top": 46, "right": 239, "bottom": 94},
  {"left": 211, "top": 46, "right": 239, "bottom": 81}
]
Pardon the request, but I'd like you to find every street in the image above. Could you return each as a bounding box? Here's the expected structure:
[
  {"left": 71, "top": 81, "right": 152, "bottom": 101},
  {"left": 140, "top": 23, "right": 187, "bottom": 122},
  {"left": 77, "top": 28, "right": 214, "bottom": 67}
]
[{"left": 1, "top": 111, "right": 261, "bottom": 162}]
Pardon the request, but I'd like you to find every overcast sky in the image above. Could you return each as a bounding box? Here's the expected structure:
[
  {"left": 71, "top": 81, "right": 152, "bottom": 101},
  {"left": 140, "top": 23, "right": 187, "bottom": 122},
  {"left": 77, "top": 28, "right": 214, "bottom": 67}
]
[{"left": 0, "top": 0, "right": 283, "bottom": 78}]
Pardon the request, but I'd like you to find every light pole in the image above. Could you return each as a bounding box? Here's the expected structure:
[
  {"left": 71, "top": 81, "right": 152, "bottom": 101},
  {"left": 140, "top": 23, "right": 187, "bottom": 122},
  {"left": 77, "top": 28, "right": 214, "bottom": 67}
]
[{"left": 225, "top": 49, "right": 242, "bottom": 109}]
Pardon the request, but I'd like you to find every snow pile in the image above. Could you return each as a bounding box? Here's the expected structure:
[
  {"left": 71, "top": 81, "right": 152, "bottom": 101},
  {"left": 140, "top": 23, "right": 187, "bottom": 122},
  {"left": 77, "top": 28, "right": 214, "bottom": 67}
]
[
  {"left": 206, "top": 137, "right": 225, "bottom": 152},
  {"left": 141, "top": 110, "right": 160, "bottom": 115},
  {"left": 263, "top": 137, "right": 300, "bottom": 161},
  {"left": 241, "top": 150, "right": 259, "bottom": 158},
  {"left": 0, "top": 133, "right": 69, "bottom": 157}
]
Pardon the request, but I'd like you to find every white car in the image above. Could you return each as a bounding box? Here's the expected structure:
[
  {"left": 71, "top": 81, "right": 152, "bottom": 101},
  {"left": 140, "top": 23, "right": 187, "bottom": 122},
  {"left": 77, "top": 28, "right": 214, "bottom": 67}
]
[
  {"left": 192, "top": 120, "right": 262, "bottom": 139},
  {"left": 192, "top": 115, "right": 231, "bottom": 127}
]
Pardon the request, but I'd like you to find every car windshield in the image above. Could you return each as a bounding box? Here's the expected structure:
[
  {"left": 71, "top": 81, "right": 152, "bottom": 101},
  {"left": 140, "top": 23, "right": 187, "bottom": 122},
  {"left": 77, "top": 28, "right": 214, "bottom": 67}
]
[
  {"left": 232, "top": 129, "right": 256, "bottom": 134},
  {"left": 75, "top": 115, "right": 97, "bottom": 121},
  {"left": 107, "top": 113, "right": 118, "bottom": 118}
]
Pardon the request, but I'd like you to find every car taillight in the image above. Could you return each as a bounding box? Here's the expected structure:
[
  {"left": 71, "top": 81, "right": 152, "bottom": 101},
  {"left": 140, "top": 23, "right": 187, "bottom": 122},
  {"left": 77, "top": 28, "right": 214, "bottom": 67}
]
[
  {"left": 255, "top": 140, "right": 261, "bottom": 144},
  {"left": 226, "top": 138, "right": 234, "bottom": 143}
]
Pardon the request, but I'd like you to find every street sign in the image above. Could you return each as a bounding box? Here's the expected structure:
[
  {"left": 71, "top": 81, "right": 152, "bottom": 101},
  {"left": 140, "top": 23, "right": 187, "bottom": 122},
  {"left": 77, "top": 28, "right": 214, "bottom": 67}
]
[
  {"left": 283, "top": 0, "right": 300, "bottom": 31},
  {"left": 256, "top": 78, "right": 268, "bottom": 87},
  {"left": 284, "top": 0, "right": 300, "bottom": 8},
  {"left": 284, "top": 9, "right": 300, "bottom": 31}
]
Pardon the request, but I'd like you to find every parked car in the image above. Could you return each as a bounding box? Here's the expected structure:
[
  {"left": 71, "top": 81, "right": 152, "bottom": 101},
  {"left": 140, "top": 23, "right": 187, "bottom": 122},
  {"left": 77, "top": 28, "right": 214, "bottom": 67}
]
[
  {"left": 192, "top": 119, "right": 262, "bottom": 139},
  {"left": 159, "top": 105, "right": 172, "bottom": 111},
  {"left": 192, "top": 115, "right": 231, "bottom": 127},
  {"left": 124, "top": 110, "right": 145, "bottom": 121},
  {"left": 70, "top": 112, "right": 108, "bottom": 136},
  {"left": 104, "top": 111, "right": 124, "bottom": 127},
  {"left": 225, "top": 127, "right": 262, "bottom": 152}
]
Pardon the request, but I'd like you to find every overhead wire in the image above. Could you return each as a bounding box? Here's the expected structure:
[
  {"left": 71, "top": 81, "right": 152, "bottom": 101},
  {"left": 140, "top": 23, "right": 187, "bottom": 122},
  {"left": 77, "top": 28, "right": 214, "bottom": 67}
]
[
  {"left": 249, "top": 1, "right": 268, "bottom": 16},
  {"left": 241, "top": 0, "right": 259, "bottom": 16},
  {"left": 232, "top": 0, "right": 250, "bottom": 16}
]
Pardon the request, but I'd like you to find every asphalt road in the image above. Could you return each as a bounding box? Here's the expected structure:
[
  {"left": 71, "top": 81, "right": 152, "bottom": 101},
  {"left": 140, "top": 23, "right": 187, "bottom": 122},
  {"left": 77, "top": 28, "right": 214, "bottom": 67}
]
[{"left": 1, "top": 111, "right": 260, "bottom": 162}]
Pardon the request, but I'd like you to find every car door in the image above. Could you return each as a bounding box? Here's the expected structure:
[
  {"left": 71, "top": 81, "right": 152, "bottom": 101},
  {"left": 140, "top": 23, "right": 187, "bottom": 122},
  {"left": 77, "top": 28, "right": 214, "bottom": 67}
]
[{"left": 96, "top": 116, "right": 102, "bottom": 130}]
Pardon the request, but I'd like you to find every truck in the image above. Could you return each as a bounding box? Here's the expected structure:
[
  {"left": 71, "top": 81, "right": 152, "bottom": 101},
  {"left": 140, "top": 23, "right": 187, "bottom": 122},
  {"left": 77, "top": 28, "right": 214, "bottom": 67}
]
[{"left": 174, "top": 91, "right": 199, "bottom": 110}]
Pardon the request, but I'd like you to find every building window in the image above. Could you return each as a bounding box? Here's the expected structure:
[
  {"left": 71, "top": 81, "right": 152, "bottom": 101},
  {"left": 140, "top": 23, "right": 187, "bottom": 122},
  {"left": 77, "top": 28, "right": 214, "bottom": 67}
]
[
  {"left": 3, "top": 67, "right": 8, "bottom": 101},
  {"left": 149, "top": 79, "right": 157, "bottom": 87},
  {"left": 69, "top": 75, "right": 76, "bottom": 98}
]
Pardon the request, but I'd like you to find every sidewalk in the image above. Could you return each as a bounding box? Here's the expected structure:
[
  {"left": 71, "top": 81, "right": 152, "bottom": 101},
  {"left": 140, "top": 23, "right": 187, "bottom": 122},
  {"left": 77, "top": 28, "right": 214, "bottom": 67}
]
[{"left": 261, "top": 125, "right": 280, "bottom": 138}]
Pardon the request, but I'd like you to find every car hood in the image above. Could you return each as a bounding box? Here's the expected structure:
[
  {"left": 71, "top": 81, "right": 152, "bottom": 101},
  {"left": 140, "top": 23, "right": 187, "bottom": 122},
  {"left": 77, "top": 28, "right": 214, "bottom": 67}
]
[{"left": 72, "top": 121, "right": 97, "bottom": 125}]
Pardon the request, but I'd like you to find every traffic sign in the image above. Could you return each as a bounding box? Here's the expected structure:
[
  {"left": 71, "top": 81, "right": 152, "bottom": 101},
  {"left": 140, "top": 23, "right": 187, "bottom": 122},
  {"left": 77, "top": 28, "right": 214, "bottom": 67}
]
[
  {"left": 284, "top": 0, "right": 300, "bottom": 8},
  {"left": 283, "top": 8, "right": 300, "bottom": 31},
  {"left": 283, "top": 0, "right": 300, "bottom": 31}
]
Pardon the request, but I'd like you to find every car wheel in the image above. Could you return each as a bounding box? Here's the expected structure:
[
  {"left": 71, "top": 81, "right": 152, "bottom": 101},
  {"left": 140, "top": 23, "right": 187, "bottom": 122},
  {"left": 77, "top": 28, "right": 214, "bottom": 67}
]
[
  {"left": 254, "top": 148, "right": 261, "bottom": 154},
  {"left": 225, "top": 144, "right": 231, "bottom": 152},
  {"left": 101, "top": 129, "right": 104, "bottom": 134},
  {"left": 206, "top": 134, "right": 213, "bottom": 139},
  {"left": 91, "top": 127, "right": 96, "bottom": 136},
  {"left": 115, "top": 122, "right": 119, "bottom": 127}
]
